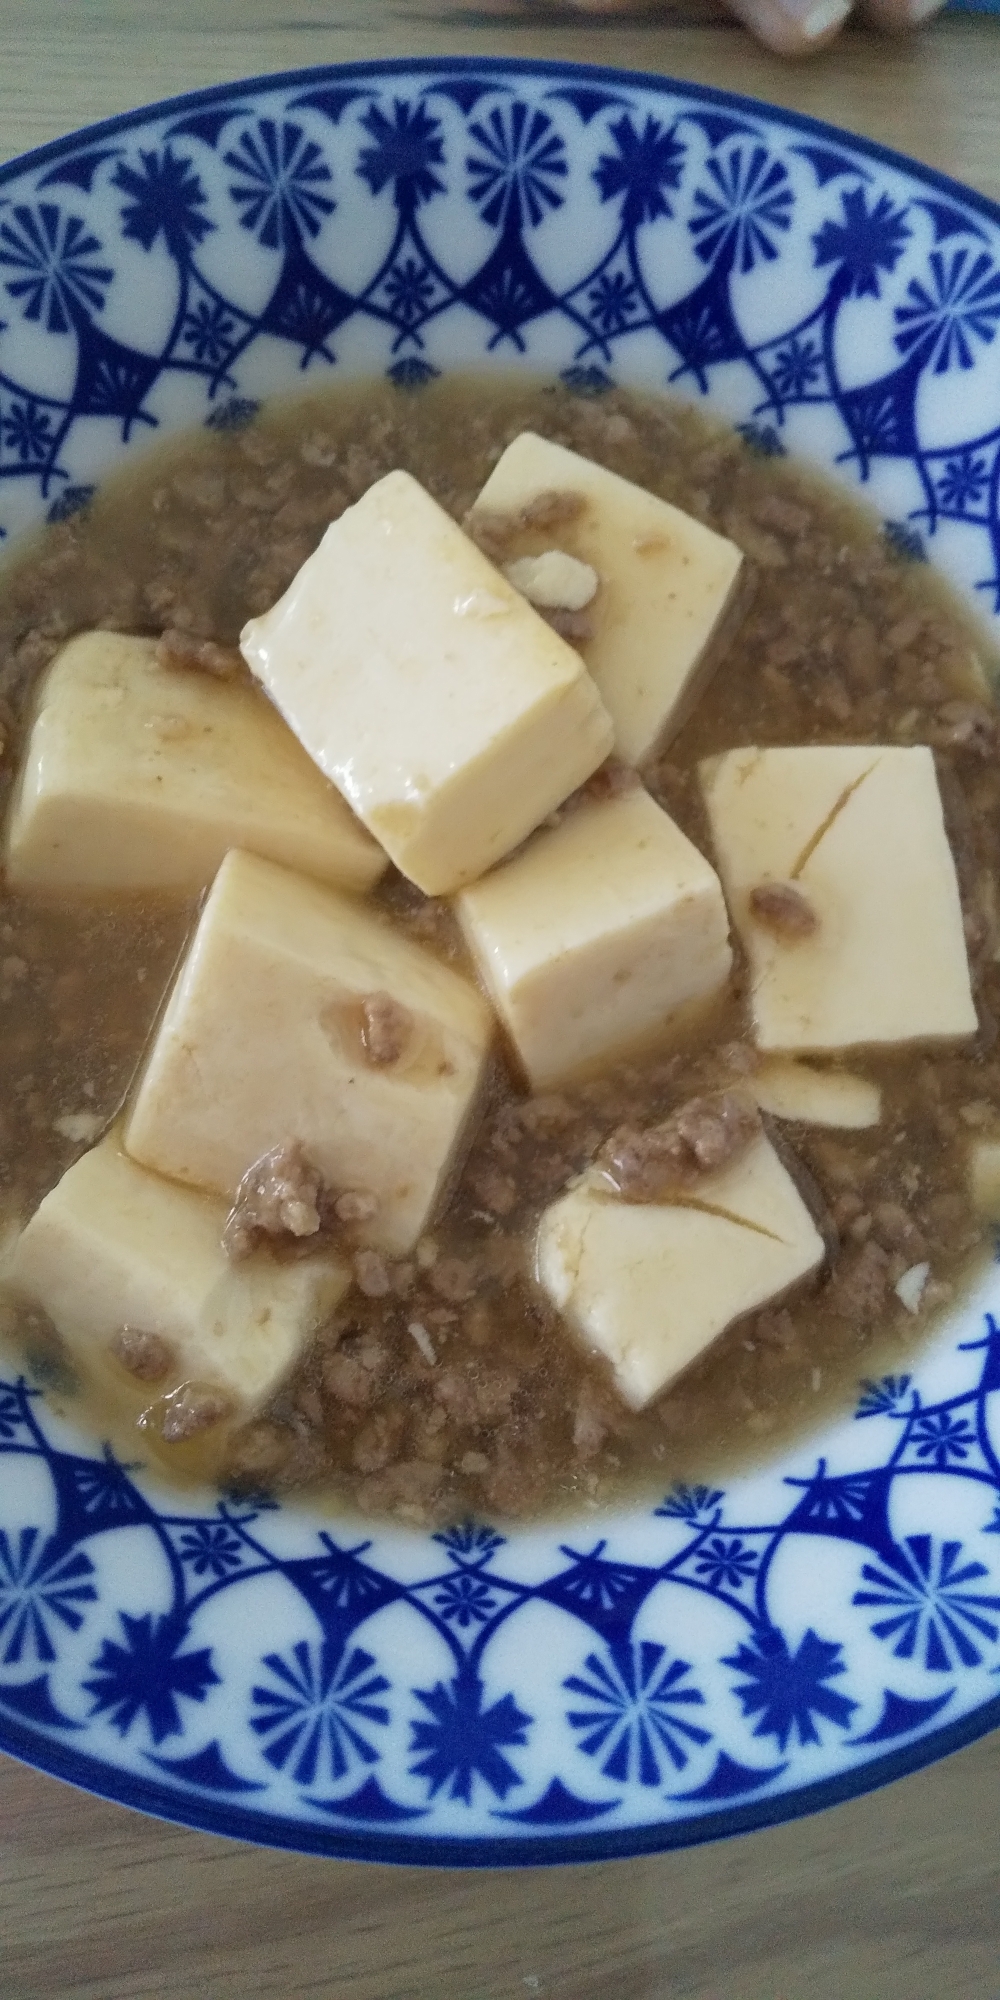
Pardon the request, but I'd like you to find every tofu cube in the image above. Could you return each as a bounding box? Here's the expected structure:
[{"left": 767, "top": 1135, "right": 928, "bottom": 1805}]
[
  {"left": 3, "top": 1131, "right": 348, "bottom": 1424},
  {"left": 239, "top": 470, "right": 614, "bottom": 896},
  {"left": 124, "top": 849, "right": 493, "bottom": 1256},
  {"left": 6, "top": 631, "right": 385, "bottom": 895},
  {"left": 750, "top": 1058, "right": 881, "bottom": 1129},
  {"left": 455, "top": 785, "right": 732, "bottom": 1088},
  {"left": 969, "top": 1139, "right": 1000, "bottom": 1220},
  {"left": 470, "top": 432, "right": 745, "bottom": 767},
  {"left": 536, "top": 1133, "right": 825, "bottom": 1409},
  {"left": 700, "top": 745, "right": 976, "bottom": 1053}
]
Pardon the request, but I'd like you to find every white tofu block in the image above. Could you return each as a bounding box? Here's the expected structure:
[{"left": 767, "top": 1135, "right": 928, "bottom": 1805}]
[
  {"left": 701, "top": 745, "right": 976, "bottom": 1054},
  {"left": 536, "top": 1134, "right": 825, "bottom": 1409},
  {"left": 969, "top": 1139, "right": 1000, "bottom": 1220},
  {"left": 3, "top": 1131, "right": 347, "bottom": 1421},
  {"left": 125, "top": 849, "right": 493, "bottom": 1257},
  {"left": 456, "top": 786, "right": 731, "bottom": 1088},
  {"left": 239, "top": 470, "right": 613, "bottom": 896},
  {"left": 750, "top": 1058, "right": 881, "bottom": 1129},
  {"left": 5, "top": 631, "right": 385, "bottom": 895},
  {"left": 471, "top": 432, "right": 744, "bottom": 767}
]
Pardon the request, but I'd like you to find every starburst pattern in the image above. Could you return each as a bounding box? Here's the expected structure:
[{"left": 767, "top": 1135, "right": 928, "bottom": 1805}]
[
  {"left": 593, "top": 114, "right": 685, "bottom": 231},
  {"left": 225, "top": 120, "right": 335, "bottom": 248},
  {"left": 433, "top": 1522, "right": 505, "bottom": 1566},
  {"left": 655, "top": 1484, "right": 724, "bottom": 1523},
  {"left": 854, "top": 1537, "right": 1000, "bottom": 1671},
  {"left": 587, "top": 269, "right": 640, "bottom": 337},
  {"left": 856, "top": 1375, "right": 913, "bottom": 1419},
  {"left": 0, "top": 203, "right": 112, "bottom": 333},
  {"left": 910, "top": 1411, "right": 976, "bottom": 1468},
  {"left": 935, "top": 450, "right": 990, "bottom": 515},
  {"left": 769, "top": 334, "right": 822, "bottom": 400},
  {"left": 431, "top": 1571, "right": 498, "bottom": 1629},
  {"left": 0, "top": 1529, "right": 96, "bottom": 1664},
  {"left": 176, "top": 1522, "right": 245, "bottom": 1580},
  {"left": 693, "top": 1536, "right": 759, "bottom": 1593},
  {"left": 114, "top": 146, "right": 214, "bottom": 262},
  {"left": 813, "top": 187, "right": 911, "bottom": 301},
  {"left": 381, "top": 256, "right": 438, "bottom": 330},
  {"left": 357, "top": 101, "right": 445, "bottom": 214},
  {"left": 565, "top": 1640, "right": 710, "bottom": 1783},
  {"left": 409, "top": 1663, "right": 530, "bottom": 1803},
  {"left": 251, "top": 1638, "right": 390, "bottom": 1784},
  {"left": 894, "top": 248, "right": 1000, "bottom": 373},
  {"left": 725, "top": 1626, "right": 857, "bottom": 1750},
  {"left": 1, "top": 398, "right": 53, "bottom": 465},
  {"left": 83, "top": 1613, "right": 219, "bottom": 1744},
  {"left": 181, "top": 298, "right": 237, "bottom": 366},
  {"left": 466, "top": 103, "right": 566, "bottom": 231},
  {"left": 689, "top": 146, "right": 793, "bottom": 275}
]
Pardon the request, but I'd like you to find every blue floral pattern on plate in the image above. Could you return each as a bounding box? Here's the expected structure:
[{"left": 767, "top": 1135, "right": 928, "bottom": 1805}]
[{"left": 1, "top": 58, "right": 1000, "bottom": 1862}]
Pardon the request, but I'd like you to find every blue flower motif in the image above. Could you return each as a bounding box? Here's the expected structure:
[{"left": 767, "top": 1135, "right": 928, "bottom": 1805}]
[
  {"left": 1, "top": 398, "right": 52, "bottom": 465},
  {"left": 381, "top": 256, "right": 438, "bottom": 330},
  {"left": 251, "top": 1637, "right": 390, "bottom": 1784},
  {"left": 693, "top": 1536, "right": 759, "bottom": 1593},
  {"left": 0, "top": 1529, "right": 96, "bottom": 1665},
  {"left": 856, "top": 1375, "right": 913, "bottom": 1419},
  {"left": 182, "top": 298, "right": 237, "bottom": 365},
  {"left": 724, "top": 1626, "right": 857, "bottom": 1750},
  {"left": 225, "top": 120, "right": 335, "bottom": 249},
  {"left": 386, "top": 356, "right": 440, "bottom": 390},
  {"left": 738, "top": 421, "right": 786, "bottom": 458},
  {"left": 813, "top": 187, "right": 911, "bottom": 301},
  {"left": 854, "top": 1536, "right": 1000, "bottom": 1671},
  {"left": 894, "top": 248, "right": 1000, "bottom": 373},
  {"left": 433, "top": 1521, "right": 505, "bottom": 1566},
  {"left": 593, "top": 114, "right": 685, "bottom": 231},
  {"left": 936, "top": 450, "right": 990, "bottom": 515},
  {"left": 689, "top": 146, "right": 793, "bottom": 275},
  {"left": 0, "top": 203, "right": 112, "bottom": 333},
  {"left": 113, "top": 146, "right": 214, "bottom": 262},
  {"left": 0, "top": 1388, "right": 27, "bottom": 1441},
  {"left": 432, "top": 1571, "right": 498, "bottom": 1630},
  {"left": 357, "top": 101, "right": 445, "bottom": 214},
  {"left": 466, "top": 103, "right": 566, "bottom": 231},
  {"left": 409, "top": 1662, "right": 530, "bottom": 1803},
  {"left": 883, "top": 518, "right": 926, "bottom": 562},
  {"left": 655, "top": 1483, "right": 724, "bottom": 1523},
  {"left": 565, "top": 1640, "right": 709, "bottom": 1784},
  {"left": 770, "top": 334, "right": 822, "bottom": 400},
  {"left": 83, "top": 1613, "right": 219, "bottom": 1744},
  {"left": 176, "top": 1522, "right": 245, "bottom": 1580},
  {"left": 911, "top": 1410, "right": 975, "bottom": 1468},
  {"left": 587, "top": 269, "right": 640, "bottom": 337}
]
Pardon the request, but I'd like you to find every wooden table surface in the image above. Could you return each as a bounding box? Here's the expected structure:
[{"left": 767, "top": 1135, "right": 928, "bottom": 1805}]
[{"left": 2, "top": 7, "right": 1000, "bottom": 1996}]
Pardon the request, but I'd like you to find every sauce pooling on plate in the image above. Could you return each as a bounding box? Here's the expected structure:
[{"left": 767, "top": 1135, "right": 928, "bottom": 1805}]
[{"left": 1, "top": 373, "right": 999, "bottom": 1528}]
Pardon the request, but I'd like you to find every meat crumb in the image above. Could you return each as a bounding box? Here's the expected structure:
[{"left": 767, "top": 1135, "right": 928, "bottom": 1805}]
[
  {"left": 109, "top": 1327, "right": 174, "bottom": 1382},
  {"left": 429, "top": 1255, "right": 477, "bottom": 1302},
  {"left": 223, "top": 1141, "right": 322, "bottom": 1260},
  {"left": 360, "top": 990, "right": 413, "bottom": 1066},
  {"left": 748, "top": 881, "right": 819, "bottom": 939},
  {"left": 353, "top": 1249, "right": 392, "bottom": 1298},
  {"left": 598, "top": 1090, "right": 761, "bottom": 1201},
  {"left": 154, "top": 1383, "right": 231, "bottom": 1443},
  {"left": 542, "top": 604, "right": 594, "bottom": 645},
  {"left": 333, "top": 1189, "right": 379, "bottom": 1225},
  {"left": 156, "top": 629, "right": 245, "bottom": 679},
  {"left": 504, "top": 549, "right": 598, "bottom": 612}
]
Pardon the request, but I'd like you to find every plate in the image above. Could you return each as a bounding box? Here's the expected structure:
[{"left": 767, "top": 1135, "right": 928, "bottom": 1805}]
[{"left": 2, "top": 58, "right": 1000, "bottom": 1865}]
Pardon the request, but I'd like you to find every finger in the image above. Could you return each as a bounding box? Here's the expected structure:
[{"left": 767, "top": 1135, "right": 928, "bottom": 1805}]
[
  {"left": 719, "top": 0, "right": 852, "bottom": 55},
  {"left": 858, "top": 0, "right": 946, "bottom": 30}
]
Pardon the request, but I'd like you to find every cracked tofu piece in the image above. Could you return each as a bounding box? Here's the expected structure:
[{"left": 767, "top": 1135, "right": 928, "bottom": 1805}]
[
  {"left": 700, "top": 745, "right": 976, "bottom": 1054},
  {"left": 124, "top": 848, "right": 493, "bottom": 1256},
  {"left": 239, "top": 470, "right": 614, "bottom": 895},
  {"left": 455, "top": 785, "right": 732, "bottom": 1088},
  {"left": 749, "top": 1059, "right": 881, "bottom": 1130},
  {"left": 5, "top": 631, "right": 384, "bottom": 894},
  {"left": 3, "top": 1130, "right": 348, "bottom": 1426},
  {"left": 536, "top": 1132, "right": 825, "bottom": 1409},
  {"left": 469, "top": 432, "right": 745, "bottom": 766}
]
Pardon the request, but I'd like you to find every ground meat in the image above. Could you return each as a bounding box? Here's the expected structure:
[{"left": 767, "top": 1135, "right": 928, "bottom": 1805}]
[
  {"left": 824, "top": 1240, "right": 892, "bottom": 1324},
  {"left": 353, "top": 1249, "right": 392, "bottom": 1298},
  {"left": 599, "top": 1090, "right": 761, "bottom": 1201},
  {"left": 428, "top": 1255, "right": 477, "bottom": 1302},
  {"left": 222, "top": 1141, "right": 322, "bottom": 1260},
  {"left": 322, "top": 1341, "right": 386, "bottom": 1408},
  {"left": 931, "top": 700, "right": 999, "bottom": 758},
  {"left": 333, "top": 1189, "right": 379, "bottom": 1225},
  {"left": 541, "top": 605, "right": 594, "bottom": 644},
  {"left": 155, "top": 629, "right": 245, "bottom": 679},
  {"left": 108, "top": 1328, "right": 174, "bottom": 1382},
  {"left": 471, "top": 1167, "right": 517, "bottom": 1216},
  {"left": 351, "top": 1406, "right": 408, "bottom": 1473},
  {"left": 360, "top": 991, "right": 413, "bottom": 1066},
  {"left": 747, "top": 881, "right": 819, "bottom": 939},
  {"left": 157, "top": 1383, "right": 231, "bottom": 1443}
]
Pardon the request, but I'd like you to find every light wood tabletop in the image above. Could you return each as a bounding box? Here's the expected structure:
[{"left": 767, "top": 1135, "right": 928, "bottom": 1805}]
[{"left": 2, "top": 6, "right": 1000, "bottom": 1997}]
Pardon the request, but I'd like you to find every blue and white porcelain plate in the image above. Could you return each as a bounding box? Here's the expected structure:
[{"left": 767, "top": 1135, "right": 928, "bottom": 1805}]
[{"left": 2, "top": 58, "right": 1000, "bottom": 1864}]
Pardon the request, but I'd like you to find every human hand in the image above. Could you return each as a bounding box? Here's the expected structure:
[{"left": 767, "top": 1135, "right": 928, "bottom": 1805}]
[{"left": 563, "top": 0, "right": 945, "bottom": 58}]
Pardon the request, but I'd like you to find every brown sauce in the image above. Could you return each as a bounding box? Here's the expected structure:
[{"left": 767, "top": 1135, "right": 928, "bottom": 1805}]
[{"left": 1, "top": 373, "right": 999, "bottom": 1527}]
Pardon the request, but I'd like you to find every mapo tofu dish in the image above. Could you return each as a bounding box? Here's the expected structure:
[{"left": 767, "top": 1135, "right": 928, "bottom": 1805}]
[{"left": 1, "top": 375, "right": 999, "bottom": 1528}]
